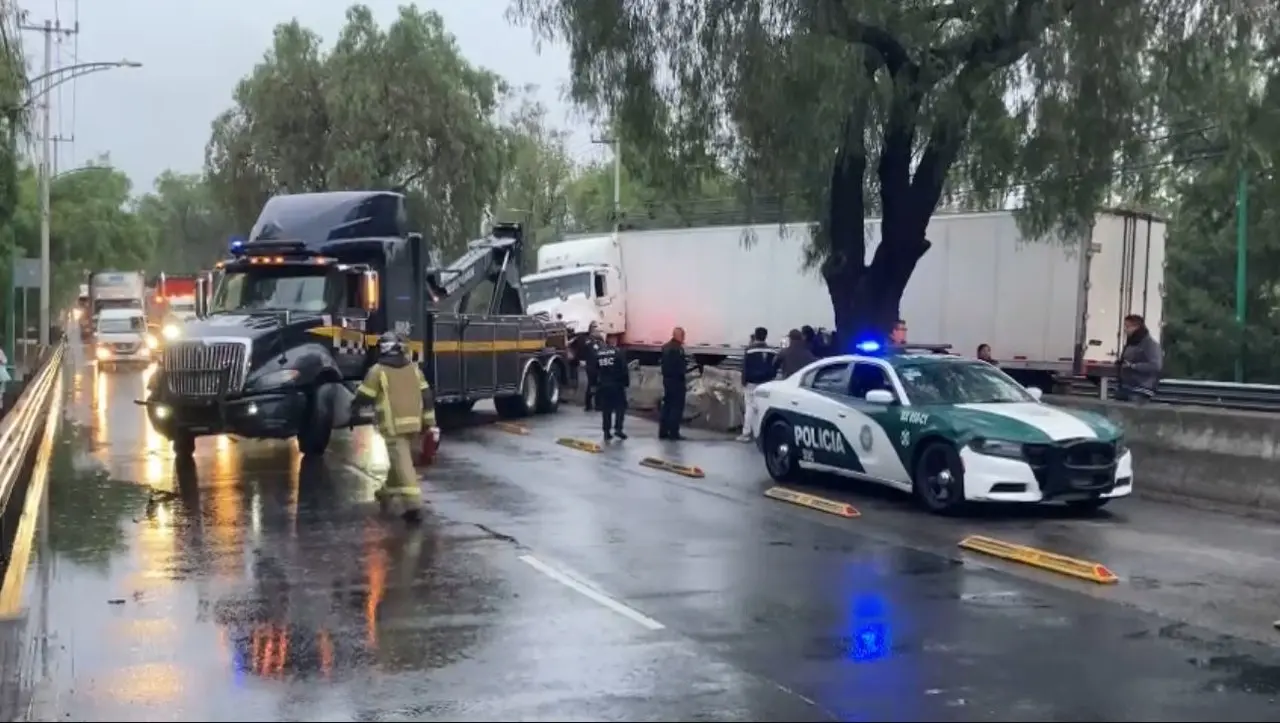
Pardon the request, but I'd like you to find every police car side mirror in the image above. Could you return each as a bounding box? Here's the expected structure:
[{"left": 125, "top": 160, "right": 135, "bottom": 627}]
[
  {"left": 1026, "top": 386, "right": 1044, "bottom": 402},
  {"left": 864, "top": 389, "right": 896, "bottom": 405}
]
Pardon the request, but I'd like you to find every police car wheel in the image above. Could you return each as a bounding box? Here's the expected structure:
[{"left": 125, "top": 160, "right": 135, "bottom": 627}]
[
  {"left": 913, "top": 442, "right": 966, "bottom": 514},
  {"left": 763, "top": 420, "right": 801, "bottom": 482}
]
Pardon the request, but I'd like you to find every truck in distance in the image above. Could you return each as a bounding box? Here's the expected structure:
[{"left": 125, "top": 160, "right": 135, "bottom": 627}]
[{"left": 140, "top": 191, "right": 569, "bottom": 458}]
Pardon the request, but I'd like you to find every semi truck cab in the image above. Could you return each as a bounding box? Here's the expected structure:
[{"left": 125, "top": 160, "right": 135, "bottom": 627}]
[{"left": 142, "top": 190, "right": 568, "bottom": 458}]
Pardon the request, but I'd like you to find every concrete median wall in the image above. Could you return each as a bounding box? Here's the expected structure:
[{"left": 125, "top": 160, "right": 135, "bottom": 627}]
[{"left": 1050, "top": 397, "right": 1280, "bottom": 515}]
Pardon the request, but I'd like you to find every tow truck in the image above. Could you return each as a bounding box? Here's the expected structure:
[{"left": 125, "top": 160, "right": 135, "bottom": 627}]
[{"left": 141, "top": 190, "right": 569, "bottom": 457}]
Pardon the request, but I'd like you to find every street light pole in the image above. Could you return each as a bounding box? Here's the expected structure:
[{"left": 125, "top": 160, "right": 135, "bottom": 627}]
[
  {"left": 37, "top": 20, "right": 52, "bottom": 347},
  {"left": 591, "top": 136, "right": 621, "bottom": 235},
  {"left": 18, "top": 16, "right": 139, "bottom": 346}
]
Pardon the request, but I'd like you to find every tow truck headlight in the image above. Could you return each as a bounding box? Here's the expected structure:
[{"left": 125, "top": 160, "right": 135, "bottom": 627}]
[
  {"left": 161, "top": 324, "right": 181, "bottom": 341},
  {"left": 95, "top": 346, "right": 111, "bottom": 361},
  {"left": 255, "top": 369, "right": 300, "bottom": 388},
  {"left": 145, "top": 334, "right": 159, "bottom": 350},
  {"left": 967, "top": 438, "right": 1024, "bottom": 460},
  {"left": 72, "top": 308, "right": 83, "bottom": 321}
]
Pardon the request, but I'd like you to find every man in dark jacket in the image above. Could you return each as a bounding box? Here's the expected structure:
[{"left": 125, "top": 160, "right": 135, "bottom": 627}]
[
  {"left": 775, "top": 328, "right": 817, "bottom": 379},
  {"left": 1116, "top": 314, "right": 1162, "bottom": 403},
  {"left": 659, "top": 327, "right": 692, "bottom": 440},
  {"left": 738, "top": 327, "right": 777, "bottom": 442},
  {"left": 580, "top": 322, "right": 602, "bottom": 411},
  {"left": 594, "top": 336, "right": 630, "bottom": 440}
]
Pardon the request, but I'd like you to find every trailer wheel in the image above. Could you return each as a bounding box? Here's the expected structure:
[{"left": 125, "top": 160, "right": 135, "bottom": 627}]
[{"left": 495, "top": 365, "right": 538, "bottom": 419}]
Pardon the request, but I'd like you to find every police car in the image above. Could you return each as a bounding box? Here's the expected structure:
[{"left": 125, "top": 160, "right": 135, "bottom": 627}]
[{"left": 751, "top": 343, "right": 1133, "bottom": 513}]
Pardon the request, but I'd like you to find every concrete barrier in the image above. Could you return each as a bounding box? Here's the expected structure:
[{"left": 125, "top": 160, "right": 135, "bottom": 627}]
[
  {"left": 1051, "top": 397, "right": 1280, "bottom": 514},
  {"left": 565, "top": 365, "right": 745, "bottom": 432}
]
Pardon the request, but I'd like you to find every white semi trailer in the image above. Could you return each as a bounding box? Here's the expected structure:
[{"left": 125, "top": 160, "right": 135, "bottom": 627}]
[{"left": 522, "top": 209, "right": 1166, "bottom": 387}]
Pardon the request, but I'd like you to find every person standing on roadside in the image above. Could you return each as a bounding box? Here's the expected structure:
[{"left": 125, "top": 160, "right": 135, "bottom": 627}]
[
  {"left": 1116, "top": 314, "right": 1162, "bottom": 404},
  {"left": 738, "top": 327, "right": 777, "bottom": 443},
  {"left": 890, "top": 319, "right": 908, "bottom": 345},
  {"left": 659, "top": 327, "right": 691, "bottom": 440},
  {"left": 581, "top": 322, "right": 602, "bottom": 412},
  {"left": 774, "top": 328, "right": 817, "bottom": 379},
  {"left": 594, "top": 335, "right": 630, "bottom": 441},
  {"left": 977, "top": 343, "right": 997, "bottom": 365}
]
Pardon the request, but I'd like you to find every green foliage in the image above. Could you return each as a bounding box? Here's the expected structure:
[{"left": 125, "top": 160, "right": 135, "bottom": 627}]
[
  {"left": 133, "top": 171, "right": 236, "bottom": 273},
  {"left": 491, "top": 93, "right": 576, "bottom": 250},
  {"left": 204, "top": 4, "right": 511, "bottom": 258}
]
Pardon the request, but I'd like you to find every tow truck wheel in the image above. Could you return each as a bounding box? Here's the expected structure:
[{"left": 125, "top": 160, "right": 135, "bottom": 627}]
[
  {"left": 297, "top": 384, "right": 335, "bottom": 456},
  {"left": 172, "top": 434, "right": 195, "bottom": 457},
  {"left": 495, "top": 365, "right": 538, "bottom": 419},
  {"left": 535, "top": 365, "right": 561, "bottom": 414}
]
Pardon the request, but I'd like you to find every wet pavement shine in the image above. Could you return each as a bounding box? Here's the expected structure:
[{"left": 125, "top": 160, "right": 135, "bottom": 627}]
[{"left": 12, "top": 343, "right": 1280, "bottom": 721}]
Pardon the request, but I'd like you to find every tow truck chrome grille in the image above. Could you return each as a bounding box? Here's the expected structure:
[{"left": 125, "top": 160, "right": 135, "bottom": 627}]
[{"left": 163, "top": 341, "right": 247, "bottom": 397}]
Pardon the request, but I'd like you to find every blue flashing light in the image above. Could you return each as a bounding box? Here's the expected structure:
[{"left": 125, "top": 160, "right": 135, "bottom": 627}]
[
  {"left": 854, "top": 340, "right": 882, "bottom": 354},
  {"left": 228, "top": 236, "right": 247, "bottom": 256}
]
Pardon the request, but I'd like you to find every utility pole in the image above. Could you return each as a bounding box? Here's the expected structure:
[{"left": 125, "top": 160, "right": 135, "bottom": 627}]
[
  {"left": 592, "top": 136, "right": 621, "bottom": 235},
  {"left": 20, "top": 19, "right": 77, "bottom": 347},
  {"left": 45, "top": 134, "right": 73, "bottom": 177}
]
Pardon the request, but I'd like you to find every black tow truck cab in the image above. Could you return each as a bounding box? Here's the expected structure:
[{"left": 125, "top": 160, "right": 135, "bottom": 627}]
[{"left": 142, "top": 190, "right": 569, "bottom": 458}]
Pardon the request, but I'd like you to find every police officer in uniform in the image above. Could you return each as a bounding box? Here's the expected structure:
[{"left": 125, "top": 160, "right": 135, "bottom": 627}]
[
  {"left": 594, "top": 336, "right": 630, "bottom": 440},
  {"left": 658, "top": 326, "right": 693, "bottom": 440},
  {"left": 581, "top": 322, "right": 603, "bottom": 412},
  {"left": 351, "top": 331, "right": 439, "bottom": 524}
]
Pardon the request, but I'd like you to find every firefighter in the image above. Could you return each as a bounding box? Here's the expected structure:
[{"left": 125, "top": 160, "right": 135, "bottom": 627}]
[
  {"left": 351, "top": 331, "right": 439, "bottom": 524},
  {"left": 594, "top": 335, "right": 630, "bottom": 441}
]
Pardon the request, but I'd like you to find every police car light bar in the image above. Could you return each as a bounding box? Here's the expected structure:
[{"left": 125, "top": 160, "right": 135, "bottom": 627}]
[{"left": 896, "top": 343, "right": 954, "bottom": 354}]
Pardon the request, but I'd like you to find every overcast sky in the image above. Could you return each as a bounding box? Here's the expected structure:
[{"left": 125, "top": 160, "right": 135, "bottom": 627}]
[{"left": 18, "top": 0, "right": 600, "bottom": 194}]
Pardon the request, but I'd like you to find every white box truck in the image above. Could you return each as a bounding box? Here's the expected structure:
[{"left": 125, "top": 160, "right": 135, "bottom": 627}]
[
  {"left": 522, "top": 224, "right": 832, "bottom": 365},
  {"left": 522, "top": 209, "right": 1166, "bottom": 384}
]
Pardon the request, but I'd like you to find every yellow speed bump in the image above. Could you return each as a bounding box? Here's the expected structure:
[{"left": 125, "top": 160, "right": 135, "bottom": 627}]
[
  {"left": 556, "top": 437, "right": 602, "bottom": 453},
  {"left": 639, "top": 456, "right": 705, "bottom": 478},
  {"left": 958, "top": 535, "right": 1118, "bottom": 585},
  {"left": 494, "top": 421, "right": 529, "bottom": 435},
  {"left": 764, "top": 486, "right": 860, "bottom": 518}
]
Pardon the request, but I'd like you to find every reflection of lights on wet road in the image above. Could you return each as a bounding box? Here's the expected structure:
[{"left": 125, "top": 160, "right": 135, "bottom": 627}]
[
  {"left": 92, "top": 368, "right": 109, "bottom": 449},
  {"left": 103, "top": 662, "right": 184, "bottom": 706},
  {"left": 364, "top": 524, "right": 388, "bottom": 649},
  {"left": 143, "top": 399, "right": 168, "bottom": 488},
  {"left": 210, "top": 436, "right": 244, "bottom": 579}
]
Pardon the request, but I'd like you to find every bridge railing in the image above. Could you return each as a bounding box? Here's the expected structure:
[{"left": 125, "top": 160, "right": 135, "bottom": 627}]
[{"left": 0, "top": 340, "right": 63, "bottom": 721}]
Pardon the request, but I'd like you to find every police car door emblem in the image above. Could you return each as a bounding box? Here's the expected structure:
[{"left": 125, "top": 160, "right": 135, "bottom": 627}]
[{"left": 859, "top": 425, "right": 873, "bottom": 451}]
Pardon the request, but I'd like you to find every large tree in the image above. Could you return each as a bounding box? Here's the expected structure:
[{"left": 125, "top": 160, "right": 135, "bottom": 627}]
[
  {"left": 205, "top": 4, "right": 510, "bottom": 258},
  {"left": 491, "top": 93, "right": 577, "bottom": 252},
  {"left": 509, "top": 0, "right": 1260, "bottom": 340}
]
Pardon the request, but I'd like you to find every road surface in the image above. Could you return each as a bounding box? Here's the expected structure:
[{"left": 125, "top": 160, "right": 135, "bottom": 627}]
[{"left": 13, "top": 344, "right": 1280, "bottom": 721}]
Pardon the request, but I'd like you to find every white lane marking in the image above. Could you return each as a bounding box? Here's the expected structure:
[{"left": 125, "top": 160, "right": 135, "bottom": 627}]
[{"left": 518, "top": 554, "right": 665, "bottom": 631}]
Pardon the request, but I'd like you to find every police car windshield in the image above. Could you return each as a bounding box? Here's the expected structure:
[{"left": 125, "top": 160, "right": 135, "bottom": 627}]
[
  {"left": 212, "top": 267, "right": 331, "bottom": 314},
  {"left": 896, "top": 360, "right": 1033, "bottom": 405},
  {"left": 524, "top": 272, "right": 591, "bottom": 305}
]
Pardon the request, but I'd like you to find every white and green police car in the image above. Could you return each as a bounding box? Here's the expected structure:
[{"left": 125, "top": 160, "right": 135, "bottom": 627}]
[{"left": 751, "top": 345, "right": 1133, "bottom": 513}]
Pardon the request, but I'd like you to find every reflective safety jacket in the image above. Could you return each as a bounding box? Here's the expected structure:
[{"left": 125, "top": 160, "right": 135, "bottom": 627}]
[{"left": 355, "top": 357, "right": 437, "bottom": 436}]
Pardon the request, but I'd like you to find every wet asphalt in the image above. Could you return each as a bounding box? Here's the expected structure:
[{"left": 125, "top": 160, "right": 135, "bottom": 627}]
[{"left": 14, "top": 342, "right": 1280, "bottom": 721}]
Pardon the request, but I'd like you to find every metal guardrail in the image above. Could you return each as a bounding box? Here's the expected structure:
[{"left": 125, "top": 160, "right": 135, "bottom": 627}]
[
  {"left": 1057, "top": 376, "right": 1280, "bottom": 413},
  {"left": 0, "top": 342, "right": 65, "bottom": 613}
]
